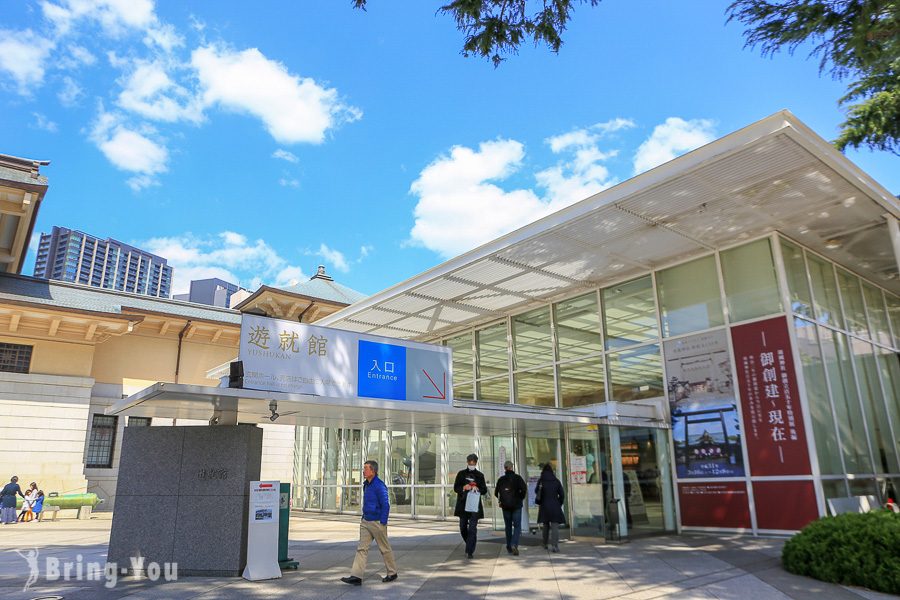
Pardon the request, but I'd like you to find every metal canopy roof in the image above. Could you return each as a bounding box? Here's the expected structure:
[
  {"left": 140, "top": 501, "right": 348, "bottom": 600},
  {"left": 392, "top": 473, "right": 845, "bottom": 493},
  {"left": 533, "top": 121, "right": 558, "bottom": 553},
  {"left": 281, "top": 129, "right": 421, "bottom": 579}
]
[
  {"left": 318, "top": 111, "right": 898, "bottom": 341},
  {"left": 107, "top": 383, "right": 666, "bottom": 436}
]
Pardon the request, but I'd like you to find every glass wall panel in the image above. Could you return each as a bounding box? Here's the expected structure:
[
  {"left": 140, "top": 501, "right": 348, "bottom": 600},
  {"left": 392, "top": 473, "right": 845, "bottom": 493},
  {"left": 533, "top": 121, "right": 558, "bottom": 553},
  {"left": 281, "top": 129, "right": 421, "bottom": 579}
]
[
  {"left": 415, "top": 432, "right": 441, "bottom": 484},
  {"left": 720, "top": 238, "right": 783, "bottom": 322},
  {"left": 512, "top": 307, "right": 553, "bottom": 370},
  {"left": 476, "top": 322, "right": 508, "bottom": 379},
  {"left": 656, "top": 256, "right": 724, "bottom": 337},
  {"left": 875, "top": 347, "right": 900, "bottom": 459},
  {"left": 555, "top": 293, "right": 602, "bottom": 360},
  {"left": 346, "top": 429, "right": 364, "bottom": 485},
  {"left": 603, "top": 276, "right": 658, "bottom": 349},
  {"left": 514, "top": 367, "right": 556, "bottom": 407},
  {"left": 781, "top": 239, "right": 813, "bottom": 318},
  {"left": 342, "top": 486, "right": 361, "bottom": 513},
  {"left": 308, "top": 427, "right": 324, "bottom": 488},
  {"left": 455, "top": 384, "right": 474, "bottom": 401},
  {"left": 447, "top": 434, "right": 477, "bottom": 479},
  {"left": 477, "top": 376, "right": 510, "bottom": 403},
  {"left": 608, "top": 344, "right": 663, "bottom": 401},
  {"left": 848, "top": 479, "right": 878, "bottom": 497},
  {"left": 821, "top": 478, "right": 848, "bottom": 506},
  {"left": 388, "top": 431, "right": 412, "bottom": 487},
  {"left": 861, "top": 283, "right": 892, "bottom": 347},
  {"left": 793, "top": 319, "right": 843, "bottom": 474},
  {"left": 558, "top": 357, "right": 605, "bottom": 408},
  {"left": 851, "top": 340, "right": 900, "bottom": 473},
  {"left": 888, "top": 293, "right": 900, "bottom": 348},
  {"left": 323, "top": 427, "right": 341, "bottom": 486},
  {"left": 415, "top": 488, "right": 443, "bottom": 517},
  {"left": 365, "top": 430, "right": 388, "bottom": 479},
  {"left": 447, "top": 333, "right": 474, "bottom": 388},
  {"left": 819, "top": 327, "right": 873, "bottom": 474},
  {"left": 837, "top": 269, "right": 868, "bottom": 338},
  {"left": 808, "top": 255, "right": 844, "bottom": 329}
]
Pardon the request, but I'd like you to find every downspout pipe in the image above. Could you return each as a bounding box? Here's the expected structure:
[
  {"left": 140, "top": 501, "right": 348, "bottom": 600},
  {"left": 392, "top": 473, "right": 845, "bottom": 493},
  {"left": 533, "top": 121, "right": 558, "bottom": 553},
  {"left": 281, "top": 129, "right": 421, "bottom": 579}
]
[{"left": 175, "top": 320, "right": 192, "bottom": 383}]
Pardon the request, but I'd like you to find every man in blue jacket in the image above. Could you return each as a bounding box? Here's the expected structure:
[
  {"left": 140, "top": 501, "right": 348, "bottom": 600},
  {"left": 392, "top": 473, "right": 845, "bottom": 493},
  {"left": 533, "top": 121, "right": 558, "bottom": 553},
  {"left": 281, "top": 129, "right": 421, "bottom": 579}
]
[{"left": 341, "top": 460, "right": 398, "bottom": 585}]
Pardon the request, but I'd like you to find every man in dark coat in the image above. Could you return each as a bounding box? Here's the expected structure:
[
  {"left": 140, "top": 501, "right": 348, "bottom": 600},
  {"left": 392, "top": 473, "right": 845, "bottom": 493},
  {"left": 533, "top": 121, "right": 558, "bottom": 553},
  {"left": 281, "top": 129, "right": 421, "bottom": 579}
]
[
  {"left": 453, "top": 453, "right": 487, "bottom": 558},
  {"left": 494, "top": 460, "right": 527, "bottom": 555},
  {"left": 536, "top": 464, "right": 565, "bottom": 552}
]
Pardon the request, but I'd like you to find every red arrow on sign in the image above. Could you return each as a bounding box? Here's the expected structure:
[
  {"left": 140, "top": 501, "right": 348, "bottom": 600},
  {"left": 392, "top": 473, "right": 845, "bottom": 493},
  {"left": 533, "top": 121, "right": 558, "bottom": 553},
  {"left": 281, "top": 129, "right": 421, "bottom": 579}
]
[{"left": 422, "top": 369, "right": 446, "bottom": 400}]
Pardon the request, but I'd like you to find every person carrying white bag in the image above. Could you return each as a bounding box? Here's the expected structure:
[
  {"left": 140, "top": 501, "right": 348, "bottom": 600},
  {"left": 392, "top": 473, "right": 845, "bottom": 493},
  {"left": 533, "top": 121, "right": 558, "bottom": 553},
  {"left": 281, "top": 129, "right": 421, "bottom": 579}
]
[{"left": 453, "top": 453, "right": 488, "bottom": 559}]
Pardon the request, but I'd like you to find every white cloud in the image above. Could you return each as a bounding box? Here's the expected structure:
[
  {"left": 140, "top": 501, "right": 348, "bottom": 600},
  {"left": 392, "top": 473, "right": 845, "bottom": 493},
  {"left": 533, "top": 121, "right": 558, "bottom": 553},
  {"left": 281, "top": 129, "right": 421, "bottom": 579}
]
[
  {"left": 57, "top": 44, "right": 96, "bottom": 69},
  {"left": 90, "top": 110, "right": 168, "bottom": 190},
  {"left": 272, "top": 149, "right": 298, "bottom": 163},
  {"left": 57, "top": 76, "right": 83, "bottom": 105},
  {"left": 32, "top": 112, "right": 58, "bottom": 132},
  {"left": 409, "top": 139, "right": 550, "bottom": 258},
  {"left": 0, "top": 29, "right": 55, "bottom": 93},
  {"left": 141, "top": 231, "right": 305, "bottom": 295},
  {"left": 359, "top": 245, "right": 373, "bottom": 259},
  {"left": 143, "top": 23, "right": 183, "bottom": 52},
  {"left": 279, "top": 177, "right": 300, "bottom": 188},
  {"left": 317, "top": 243, "right": 350, "bottom": 273},
  {"left": 633, "top": 117, "right": 716, "bottom": 174},
  {"left": 41, "top": 0, "right": 157, "bottom": 37},
  {"left": 116, "top": 60, "right": 203, "bottom": 122},
  {"left": 191, "top": 45, "right": 361, "bottom": 144},
  {"left": 409, "top": 125, "right": 625, "bottom": 257}
]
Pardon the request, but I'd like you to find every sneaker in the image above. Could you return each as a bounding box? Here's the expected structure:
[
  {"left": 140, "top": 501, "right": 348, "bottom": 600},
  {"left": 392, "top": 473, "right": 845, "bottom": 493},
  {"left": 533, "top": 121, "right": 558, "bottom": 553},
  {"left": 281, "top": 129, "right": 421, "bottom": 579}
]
[
  {"left": 512, "top": 546, "right": 519, "bottom": 556},
  {"left": 506, "top": 546, "right": 512, "bottom": 554},
  {"left": 341, "top": 576, "right": 362, "bottom": 586},
  {"left": 466, "top": 552, "right": 473, "bottom": 559},
  {"left": 382, "top": 574, "right": 398, "bottom": 583}
]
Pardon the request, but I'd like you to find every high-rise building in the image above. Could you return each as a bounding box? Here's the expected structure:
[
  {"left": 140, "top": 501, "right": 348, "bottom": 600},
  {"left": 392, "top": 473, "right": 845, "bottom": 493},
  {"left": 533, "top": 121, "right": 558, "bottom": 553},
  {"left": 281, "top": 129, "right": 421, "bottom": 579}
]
[
  {"left": 173, "top": 277, "right": 244, "bottom": 307},
  {"left": 33, "top": 226, "right": 173, "bottom": 297}
]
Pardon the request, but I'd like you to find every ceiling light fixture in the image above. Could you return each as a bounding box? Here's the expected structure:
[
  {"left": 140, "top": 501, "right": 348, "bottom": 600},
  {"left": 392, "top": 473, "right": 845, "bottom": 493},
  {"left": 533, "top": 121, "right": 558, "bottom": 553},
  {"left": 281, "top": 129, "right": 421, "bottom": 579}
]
[{"left": 824, "top": 239, "right": 841, "bottom": 250}]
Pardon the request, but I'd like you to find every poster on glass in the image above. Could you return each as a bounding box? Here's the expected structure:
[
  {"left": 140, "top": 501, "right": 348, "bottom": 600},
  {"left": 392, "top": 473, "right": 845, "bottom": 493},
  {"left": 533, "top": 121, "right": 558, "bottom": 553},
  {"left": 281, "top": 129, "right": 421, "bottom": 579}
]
[{"left": 665, "top": 330, "right": 744, "bottom": 478}]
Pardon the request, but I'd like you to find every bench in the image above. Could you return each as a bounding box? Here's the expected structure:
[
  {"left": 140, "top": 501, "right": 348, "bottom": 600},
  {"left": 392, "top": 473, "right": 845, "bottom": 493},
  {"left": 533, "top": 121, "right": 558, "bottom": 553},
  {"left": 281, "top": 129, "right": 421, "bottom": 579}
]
[{"left": 38, "top": 506, "right": 60, "bottom": 522}]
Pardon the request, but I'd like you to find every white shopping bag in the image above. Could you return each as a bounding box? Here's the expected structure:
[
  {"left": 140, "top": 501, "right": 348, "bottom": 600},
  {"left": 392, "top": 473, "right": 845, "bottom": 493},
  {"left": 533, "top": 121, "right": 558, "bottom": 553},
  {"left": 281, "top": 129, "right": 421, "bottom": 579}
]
[{"left": 465, "top": 489, "right": 480, "bottom": 513}]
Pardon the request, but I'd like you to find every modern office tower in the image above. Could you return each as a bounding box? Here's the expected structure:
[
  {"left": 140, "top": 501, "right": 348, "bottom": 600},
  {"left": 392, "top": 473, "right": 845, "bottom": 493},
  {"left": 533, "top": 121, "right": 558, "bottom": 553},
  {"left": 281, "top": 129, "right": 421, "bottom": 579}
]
[
  {"left": 33, "top": 226, "right": 173, "bottom": 297},
  {"left": 173, "top": 277, "right": 243, "bottom": 307}
]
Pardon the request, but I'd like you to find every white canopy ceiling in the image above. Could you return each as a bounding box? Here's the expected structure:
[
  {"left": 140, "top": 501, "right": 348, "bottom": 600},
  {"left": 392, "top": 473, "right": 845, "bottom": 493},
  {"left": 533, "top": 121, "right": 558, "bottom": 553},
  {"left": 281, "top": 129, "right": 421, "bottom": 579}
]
[{"left": 318, "top": 111, "right": 898, "bottom": 341}]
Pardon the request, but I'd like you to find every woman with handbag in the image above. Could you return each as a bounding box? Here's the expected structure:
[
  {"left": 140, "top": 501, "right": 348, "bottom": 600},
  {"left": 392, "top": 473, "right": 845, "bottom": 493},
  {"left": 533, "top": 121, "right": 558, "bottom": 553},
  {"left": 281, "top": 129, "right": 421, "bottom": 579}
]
[{"left": 535, "top": 463, "right": 565, "bottom": 552}]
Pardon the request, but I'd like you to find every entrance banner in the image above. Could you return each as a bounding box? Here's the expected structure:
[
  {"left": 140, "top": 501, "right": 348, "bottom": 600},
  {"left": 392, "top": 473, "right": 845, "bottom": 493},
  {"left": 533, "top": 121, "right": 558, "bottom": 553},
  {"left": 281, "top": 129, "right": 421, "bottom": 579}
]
[
  {"left": 751, "top": 480, "right": 819, "bottom": 531},
  {"left": 678, "top": 481, "right": 751, "bottom": 529},
  {"left": 731, "top": 316, "right": 812, "bottom": 476},
  {"left": 665, "top": 330, "right": 744, "bottom": 478},
  {"left": 240, "top": 314, "right": 452, "bottom": 403}
]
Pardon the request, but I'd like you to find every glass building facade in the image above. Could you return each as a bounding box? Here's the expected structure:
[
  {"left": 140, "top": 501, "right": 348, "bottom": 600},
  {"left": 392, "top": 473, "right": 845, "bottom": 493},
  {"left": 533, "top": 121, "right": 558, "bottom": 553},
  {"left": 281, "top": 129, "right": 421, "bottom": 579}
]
[{"left": 291, "top": 233, "right": 899, "bottom": 537}]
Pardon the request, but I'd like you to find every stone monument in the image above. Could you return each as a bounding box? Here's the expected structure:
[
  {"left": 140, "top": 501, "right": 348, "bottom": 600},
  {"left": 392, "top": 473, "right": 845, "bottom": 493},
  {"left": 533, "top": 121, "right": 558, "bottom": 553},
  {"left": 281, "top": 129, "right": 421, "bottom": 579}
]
[{"left": 107, "top": 424, "right": 263, "bottom": 576}]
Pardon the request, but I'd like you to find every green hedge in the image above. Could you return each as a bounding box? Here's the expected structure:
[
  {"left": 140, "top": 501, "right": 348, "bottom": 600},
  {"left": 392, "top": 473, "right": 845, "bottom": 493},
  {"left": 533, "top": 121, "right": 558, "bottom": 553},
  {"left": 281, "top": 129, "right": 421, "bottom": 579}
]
[{"left": 782, "top": 510, "right": 900, "bottom": 594}]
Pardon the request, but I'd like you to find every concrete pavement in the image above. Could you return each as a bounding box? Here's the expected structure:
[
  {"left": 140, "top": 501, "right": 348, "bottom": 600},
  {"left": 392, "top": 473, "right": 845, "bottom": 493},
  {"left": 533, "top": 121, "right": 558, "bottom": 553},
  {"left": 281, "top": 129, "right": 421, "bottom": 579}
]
[{"left": 0, "top": 512, "right": 895, "bottom": 599}]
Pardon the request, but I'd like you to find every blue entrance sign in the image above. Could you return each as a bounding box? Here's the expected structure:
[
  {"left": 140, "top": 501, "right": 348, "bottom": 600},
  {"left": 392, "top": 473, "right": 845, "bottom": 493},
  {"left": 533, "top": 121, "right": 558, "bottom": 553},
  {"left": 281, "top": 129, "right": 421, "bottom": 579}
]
[{"left": 357, "top": 340, "right": 407, "bottom": 400}]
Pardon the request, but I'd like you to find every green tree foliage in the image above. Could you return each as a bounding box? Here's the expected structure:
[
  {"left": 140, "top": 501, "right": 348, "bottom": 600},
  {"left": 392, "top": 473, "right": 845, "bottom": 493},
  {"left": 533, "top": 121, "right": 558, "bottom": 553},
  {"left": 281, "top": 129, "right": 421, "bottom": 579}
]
[
  {"left": 782, "top": 510, "right": 900, "bottom": 594},
  {"left": 728, "top": 1, "right": 900, "bottom": 154},
  {"left": 352, "top": 0, "right": 599, "bottom": 66}
]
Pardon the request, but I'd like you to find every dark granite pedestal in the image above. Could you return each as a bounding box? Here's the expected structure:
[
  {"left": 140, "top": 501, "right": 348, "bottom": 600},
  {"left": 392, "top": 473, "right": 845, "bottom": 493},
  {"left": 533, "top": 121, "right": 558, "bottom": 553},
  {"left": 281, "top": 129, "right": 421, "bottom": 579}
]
[{"left": 107, "top": 424, "right": 263, "bottom": 576}]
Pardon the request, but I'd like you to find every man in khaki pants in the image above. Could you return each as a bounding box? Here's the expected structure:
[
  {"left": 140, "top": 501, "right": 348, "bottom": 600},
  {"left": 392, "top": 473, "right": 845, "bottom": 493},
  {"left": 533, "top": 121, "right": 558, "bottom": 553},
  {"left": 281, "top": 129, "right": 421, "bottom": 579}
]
[{"left": 341, "top": 460, "right": 398, "bottom": 585}]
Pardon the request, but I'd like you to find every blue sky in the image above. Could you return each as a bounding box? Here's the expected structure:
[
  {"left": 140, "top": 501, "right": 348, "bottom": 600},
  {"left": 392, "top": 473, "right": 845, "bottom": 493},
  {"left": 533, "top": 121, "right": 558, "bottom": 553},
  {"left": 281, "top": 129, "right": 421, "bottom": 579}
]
[{"left": 2, "top": 1, "right": 897, "bottom": 297}]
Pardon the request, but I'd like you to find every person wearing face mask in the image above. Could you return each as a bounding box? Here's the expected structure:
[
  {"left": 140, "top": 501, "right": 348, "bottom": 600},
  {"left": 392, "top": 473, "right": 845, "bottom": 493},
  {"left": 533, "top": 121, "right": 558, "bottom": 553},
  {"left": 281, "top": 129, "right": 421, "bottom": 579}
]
[{"left": 453, "top": 453, "right": 487, "bottom": 559}]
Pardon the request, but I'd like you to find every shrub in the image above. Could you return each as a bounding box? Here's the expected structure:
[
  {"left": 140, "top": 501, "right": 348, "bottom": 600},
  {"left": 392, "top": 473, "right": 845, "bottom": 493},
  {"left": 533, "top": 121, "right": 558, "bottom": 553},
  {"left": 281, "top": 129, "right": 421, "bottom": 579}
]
[{"left": 782, "top": 510, "right": 900, "bottom": 595}]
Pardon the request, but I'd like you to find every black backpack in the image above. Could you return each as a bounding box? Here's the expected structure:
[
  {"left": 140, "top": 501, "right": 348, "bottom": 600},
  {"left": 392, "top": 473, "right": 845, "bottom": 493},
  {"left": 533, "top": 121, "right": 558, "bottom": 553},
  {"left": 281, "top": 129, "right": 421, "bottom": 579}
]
[{"left": 497, "top": 476, "right": 520, "bottom": 508}]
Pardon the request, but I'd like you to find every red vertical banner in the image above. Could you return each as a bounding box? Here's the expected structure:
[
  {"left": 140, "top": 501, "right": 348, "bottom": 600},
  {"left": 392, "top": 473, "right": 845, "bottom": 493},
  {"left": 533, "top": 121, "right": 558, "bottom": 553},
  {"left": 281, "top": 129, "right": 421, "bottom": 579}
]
[
  {"left": 731, "top": 316, "right": 812, "bottom": 476},
  {"left": 752, "top": 480, "right": 819, "bottom": 530}
]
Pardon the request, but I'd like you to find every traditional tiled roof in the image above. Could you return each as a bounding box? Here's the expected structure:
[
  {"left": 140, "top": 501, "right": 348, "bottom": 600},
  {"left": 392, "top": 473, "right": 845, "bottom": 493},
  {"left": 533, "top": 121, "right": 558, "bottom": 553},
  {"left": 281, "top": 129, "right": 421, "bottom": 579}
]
[
  {"left": 0, "top": 154, "right": 49, "bottom": 187},
  {"left": 275, "top": 276, "right": 367, "bottom": 306},
  {"left": 0, "top": 273, "right": 241, "bottom": 324}
]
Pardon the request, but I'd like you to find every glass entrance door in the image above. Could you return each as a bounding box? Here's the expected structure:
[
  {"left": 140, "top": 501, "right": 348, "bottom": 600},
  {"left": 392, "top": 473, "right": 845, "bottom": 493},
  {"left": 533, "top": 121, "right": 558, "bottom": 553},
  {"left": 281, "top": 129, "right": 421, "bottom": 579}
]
[
  {"left": 618, "top": 426, "right": 671, "bottom": 535},
  {"left": 566, "top": 425, "right": 606, "bottom": 537}
]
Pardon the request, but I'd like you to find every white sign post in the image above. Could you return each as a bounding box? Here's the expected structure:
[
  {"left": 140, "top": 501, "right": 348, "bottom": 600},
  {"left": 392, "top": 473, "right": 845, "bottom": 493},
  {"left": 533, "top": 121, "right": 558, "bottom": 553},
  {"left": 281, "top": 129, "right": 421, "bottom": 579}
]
[{"left": 243, "top": 480, "right": 282, "bottom": 581}]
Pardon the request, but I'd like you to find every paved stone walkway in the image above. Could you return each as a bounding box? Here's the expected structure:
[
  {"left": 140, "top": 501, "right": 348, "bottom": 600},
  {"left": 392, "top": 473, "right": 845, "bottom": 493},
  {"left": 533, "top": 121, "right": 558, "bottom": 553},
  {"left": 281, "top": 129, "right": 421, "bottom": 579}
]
[{"left": 0, "top": 512, "right": 895, "bottom": 599}]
